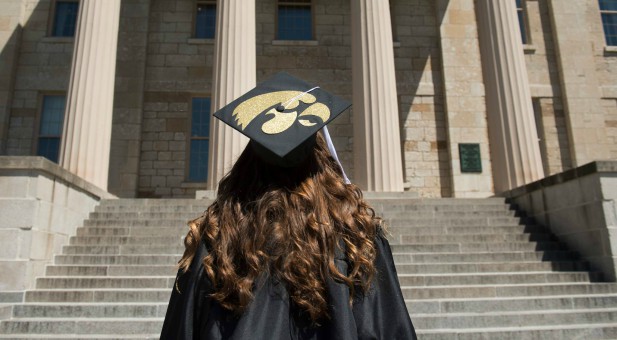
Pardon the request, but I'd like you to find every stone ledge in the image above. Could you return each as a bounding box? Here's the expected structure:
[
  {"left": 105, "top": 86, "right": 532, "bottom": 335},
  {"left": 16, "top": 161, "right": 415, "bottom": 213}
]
[
  {"left": 0, "top": 156, "right": 115, "bottom": 200},
  {"left": 502, "top": 161, "right": 617, "bottom": 198},
  {"left": 271, "top": 40, "right": 319, "bottom": 46},
  {"left": 500, "top": 160, "right": 617, "bottom": 281}
]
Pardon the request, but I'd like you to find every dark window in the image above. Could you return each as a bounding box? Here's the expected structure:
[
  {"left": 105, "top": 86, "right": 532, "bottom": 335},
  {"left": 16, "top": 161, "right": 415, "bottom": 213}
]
[
  {"left": 189, "top": 97, "right": 211, "bottom": 182},
  {"left": 515, "top": 0, "right": 529, "bottom": 44},
  {"left": 52, "top": 1, "right": 79, "bottom": 37},
  {"left": 278, "top": 0, "right": 313, "bottom": 40},
  {"left": 600, "top": 0, "right": 617, "bottom": 46},
  {"left": 37, "top": 95, "right": 66, "bottom": 163},
  {"left": 195, "top": 1, "right": 216, "bottom": 39}
]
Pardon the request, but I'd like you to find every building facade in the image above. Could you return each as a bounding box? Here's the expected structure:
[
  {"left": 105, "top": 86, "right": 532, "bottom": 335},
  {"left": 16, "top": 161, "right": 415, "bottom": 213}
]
[{"left": 0, "top": 0, "right": 616, "bottom": 198}]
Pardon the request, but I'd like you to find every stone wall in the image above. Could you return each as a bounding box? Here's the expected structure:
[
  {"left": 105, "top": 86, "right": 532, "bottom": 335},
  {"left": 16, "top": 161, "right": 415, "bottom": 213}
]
[
  {"left": 533, "top": 98, "right": 571, "bottom": 175},
  {"left": 5, "top": 0, "right": 74, "bottom": 157},
  {"left": 0, "top": 156, "right": 113, "bottom": 291},
  {"left": 107, "top": 0, "right": 151, "bottom": 198},
  {"left": 503, "top": 161, "right": 617, "bottom": 281},
  {"left": 605, "top": 99, "right": 617, "bottom": 159}
]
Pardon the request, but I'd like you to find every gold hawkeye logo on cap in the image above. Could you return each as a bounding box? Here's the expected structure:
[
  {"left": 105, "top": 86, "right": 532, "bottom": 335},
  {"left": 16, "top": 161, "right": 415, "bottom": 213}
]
[{"left": 233, "top": 90, "right": 331, "bottom": 135}]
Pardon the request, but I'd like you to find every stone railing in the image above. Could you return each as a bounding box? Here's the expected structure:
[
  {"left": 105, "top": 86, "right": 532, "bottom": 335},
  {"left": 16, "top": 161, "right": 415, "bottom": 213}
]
[
  {"left": 0, "top": 156, "right": 114, "bottom": 292},
  {"left": 502, "top": 161, "right": 617, "bottom": 281}
]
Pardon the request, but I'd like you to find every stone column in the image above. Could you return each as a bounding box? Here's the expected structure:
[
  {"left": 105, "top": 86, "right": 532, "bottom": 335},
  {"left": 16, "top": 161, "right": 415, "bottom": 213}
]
[
  {"left": 207, "top": 0, "right": 256, "bottom": 190},
  {"left": 476, "top": 0, "right": 545, "bottom": 193},
  {"left": 59, "top": 0, "right": 121, "bottom": 190},
  {"left": 547, "top": 0, "right": 610, "bottom": 166},
  {"left": 351, "top": 0, "right": 404, "bottom": 192}
]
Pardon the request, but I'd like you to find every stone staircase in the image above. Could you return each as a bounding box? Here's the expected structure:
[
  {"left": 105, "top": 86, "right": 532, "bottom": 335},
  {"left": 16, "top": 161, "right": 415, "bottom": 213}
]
[{"left": 1, "top": 198, "right": 617, "bottom": 339}]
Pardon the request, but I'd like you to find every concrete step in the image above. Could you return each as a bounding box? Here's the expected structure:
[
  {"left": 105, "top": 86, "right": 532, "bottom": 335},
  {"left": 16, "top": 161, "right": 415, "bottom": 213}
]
[
  {"left": 385, "top": 216, "right": 524, "bottom": 227},
  {"left": 415, "top": 323, "right": 617, "bottom": 340},
  {"left": 390, "top": 241, "right": 564, "bottom": 253},
  {"left": 81, "top": 216, "right": 524, "bottom": 227},
  {"left": 402, "top": 283, "right": 617, "bottom": 300},
  {"left": 36, "top": 272, "right": 598, "bottom": 290},
  {"left": 392, "top": 250, "right": 578, "bottom": 263},
  {"left": 69, "top": 235, "right": 183, "bottom": 246},
  {"left": 408, "top": 294, "right": 617, "bottom": 314},
  {"left": 0, "top": 335, "right": 159, "bottom": 339},
  {"left": 0, "top": 318, "right": 163, "bottom": 335},
  {"left": 87, "top": 209, "right": 518, "bottom": 221},
  {"left": 411, "top": 308, "right": 617, "bottom": 329},
  {"left": 25, "top": 289, "right": 171, "bottom": 303},
  {"left": 54, "top": 255, "right": 179, "bottom": 266},
  {"left": 394, "top": 233, "right": 555, "bottom": 244},
  {"left": 11, "top": 303, "right": 168, "bottom": 318},
  {"left": 76, "top": 227, "right": 185, "bottom": 237},
  {"left": 82, "top": 220, "right": 189, "bottom": 227},
  {"left": 61, "top": 244, "right": 185, "bottom": 255},
  {"left": 387, "top": 226, "right": 546, "bottom": 239},
  {"left": 395, "top": 261, "right": 590, "bottom": 274},
  {"left": 397, "top": 272, "right": 599, "bottom": 286},
  {"left": 98, "top": 199, "right": 211, "bottom": 207},
  {"left": 65, "top": 233, "right": 555, "bottom": 247},
  {"left": 73, "top": 225, "right": 548, "bottom": 238},
  {"left": 36, "top": 277, "right": 174, "bottom": 290},
  {"left": 45, "top": 265, "right": 177, "bottom": 277}
]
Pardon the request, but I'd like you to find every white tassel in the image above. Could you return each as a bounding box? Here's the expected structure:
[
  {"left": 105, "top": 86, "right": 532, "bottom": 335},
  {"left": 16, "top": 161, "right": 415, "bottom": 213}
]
[{"left": 322, "top": 126, "right": 351, "bottom": 184}]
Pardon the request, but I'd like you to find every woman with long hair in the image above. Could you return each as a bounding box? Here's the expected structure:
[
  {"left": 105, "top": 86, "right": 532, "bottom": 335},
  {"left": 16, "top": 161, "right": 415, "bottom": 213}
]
[{"left": 161, "top": 73, "right": 416, "bottom": 339}]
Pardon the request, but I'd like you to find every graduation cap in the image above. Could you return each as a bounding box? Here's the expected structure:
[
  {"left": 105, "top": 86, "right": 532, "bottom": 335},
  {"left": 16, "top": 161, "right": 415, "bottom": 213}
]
[{"left": 213, "top": 72, "right": 351, "bottom": 167}]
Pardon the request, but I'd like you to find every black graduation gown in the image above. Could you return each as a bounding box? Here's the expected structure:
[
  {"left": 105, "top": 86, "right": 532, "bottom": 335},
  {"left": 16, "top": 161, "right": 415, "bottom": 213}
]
[{"left": 160, "top": 232, "right": 417, "bottom": 340}]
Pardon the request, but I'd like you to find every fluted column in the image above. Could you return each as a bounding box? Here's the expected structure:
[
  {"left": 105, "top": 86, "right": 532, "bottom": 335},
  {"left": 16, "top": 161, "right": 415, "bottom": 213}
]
[
  {"left": 351, "top": 0, "right": 404, "bottom": 192},
  {"left": 477, "top": 0, "right": 544, "bottom": 193},
  {"left": 59, "top": 0, "right": 121, "bottom": 190},
  {"left": 207, "top": 0, "right": 256, "bottom": 189}
]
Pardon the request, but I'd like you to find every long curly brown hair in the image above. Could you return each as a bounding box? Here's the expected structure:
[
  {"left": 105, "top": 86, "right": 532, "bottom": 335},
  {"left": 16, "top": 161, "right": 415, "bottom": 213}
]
[{"left": 178, "top": 133, "right": 380, "bottom": 323}]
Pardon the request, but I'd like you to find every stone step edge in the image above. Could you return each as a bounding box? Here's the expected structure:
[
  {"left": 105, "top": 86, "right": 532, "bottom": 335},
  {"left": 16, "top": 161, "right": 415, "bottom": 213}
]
[
  {"left": 25, "top": 282, "right": 611, "bottom": 293},
  {"left": 35, "top": 271, "right": 597, "bottom": 279},
  {"left": 0, "top": 317, "right": 164, "bottom": 322},
  {"left": 399, "top": 282, "right": 614, "bottom": 289},
  {"left": 415, "top": 322, "right": 617, "bottom": 334},
  {"left": 54, "top": 250, "right": 574, "bottom": 257},
  {"left": 397, "top": 271, "right": 596, "bottom": 277},
  {"left": 404, "top": 292, "right": 617, "bottom": 302},
  {"left": 0, "top": 336, "right": 159, "bottom": 339},
  {"left": 411, "top": 307, "right": 617, "bottom": 318}
]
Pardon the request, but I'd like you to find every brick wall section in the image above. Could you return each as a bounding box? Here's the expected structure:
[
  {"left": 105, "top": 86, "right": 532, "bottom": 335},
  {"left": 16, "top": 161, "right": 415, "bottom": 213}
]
[
  {"left": 138, "top": 0, "right": 213, "bottom": 198},
  {"left": 6, "top": 0, "right": 73, "bottom": 156},
  {"left": 0, "top": 0, "right": 23, "bottom": 154},
  {"left": 108, "top": 0, "right": 151, "bottom": 198},
  {"left": 394, "top": 0, "right": 450, "bottom": 197},
  {"left": 533, "top": 98, "right": 571, "bottom": 175},
  {"left": 604, "top": 99, "right": 617, "bottom": 159}
]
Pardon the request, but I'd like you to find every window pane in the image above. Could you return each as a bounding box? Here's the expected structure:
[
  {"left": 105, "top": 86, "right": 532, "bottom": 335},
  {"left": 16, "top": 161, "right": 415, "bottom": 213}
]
[
  {"left": 599, "top": 0, "right": 617, "bottom": 11},
  {"left": 515, "top": 0, "right": 523, "bottom": 9},
  {"left": 192, "top": 97, "right": 211, "bottom": 137},
  {"left": 189, "top": 139, "right": 209, "bottom": 182},
  {"left": 278, "top": 5, "right": 312, "bottom": 40},
  {"left": 37, "top": 137, "right": 61, "bottom": 163},
  {"left": 602, "top": 13, "right": 617, "bottom": 46},
  {"left": 195, "top": 4, "right": 216, "bottom": 39},
  {"left": 52, "top": 1, "right": 79, "bottom": 37},
  {"left": 40, "top": 96, "right": 65, "bottom": 136}
]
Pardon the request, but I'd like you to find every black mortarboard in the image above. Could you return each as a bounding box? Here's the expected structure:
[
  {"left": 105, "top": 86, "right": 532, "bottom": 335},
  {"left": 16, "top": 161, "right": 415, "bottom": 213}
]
[{"left": 213, "top": 72, "right": 350, "bottom": 165}]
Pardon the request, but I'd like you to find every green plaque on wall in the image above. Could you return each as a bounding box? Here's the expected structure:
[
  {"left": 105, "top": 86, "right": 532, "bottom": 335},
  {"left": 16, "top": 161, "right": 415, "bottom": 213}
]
[{"left": 459, "top": 143, "right": 482, "bottom": 173}]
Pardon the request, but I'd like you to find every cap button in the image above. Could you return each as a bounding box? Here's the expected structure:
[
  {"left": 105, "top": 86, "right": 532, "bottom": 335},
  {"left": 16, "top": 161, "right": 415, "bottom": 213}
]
[{"left": 276, "top": 105, "right": 285, "bottom": 112}]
